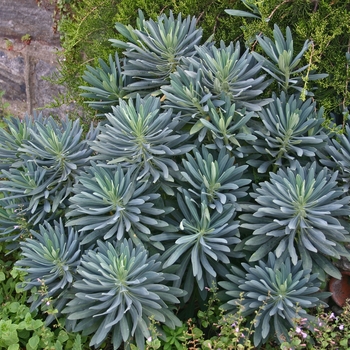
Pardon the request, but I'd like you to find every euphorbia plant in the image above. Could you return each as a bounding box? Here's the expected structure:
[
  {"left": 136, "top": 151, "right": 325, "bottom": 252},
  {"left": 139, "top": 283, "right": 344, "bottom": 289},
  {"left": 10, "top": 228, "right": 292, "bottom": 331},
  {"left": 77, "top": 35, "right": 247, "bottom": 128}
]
[
  {"left": 219, "top": 252, "right": 331, "bottom": 346},
  {"left": 240, "top": 161, "right": 350, "bottom": 281},
  {"left": 2, "top": 9, "right": 347, "bottom": 350},
  {"left": 16, "top": 219, "right": 81, "bottom": 324},
  {"left": 63, "top": 238, "right": 185, "bottom": 350},
  {"left": 66, "top": 163, "right": 170, "bottom": 248}
]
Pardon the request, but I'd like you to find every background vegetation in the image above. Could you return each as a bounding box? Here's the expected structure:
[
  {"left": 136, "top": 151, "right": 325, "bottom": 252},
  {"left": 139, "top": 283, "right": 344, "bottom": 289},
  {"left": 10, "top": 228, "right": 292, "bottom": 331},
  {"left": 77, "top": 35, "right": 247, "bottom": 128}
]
[{"left": 45, "top": 0, "right": 350, "bottom": 121}]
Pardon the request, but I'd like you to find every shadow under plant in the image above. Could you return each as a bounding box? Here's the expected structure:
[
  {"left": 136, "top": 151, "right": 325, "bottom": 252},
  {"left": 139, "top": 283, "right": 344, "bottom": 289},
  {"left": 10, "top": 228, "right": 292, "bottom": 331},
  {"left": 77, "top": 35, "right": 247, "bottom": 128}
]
[{"left": 1, "top": 8, "right": 350, "bottom": 350}]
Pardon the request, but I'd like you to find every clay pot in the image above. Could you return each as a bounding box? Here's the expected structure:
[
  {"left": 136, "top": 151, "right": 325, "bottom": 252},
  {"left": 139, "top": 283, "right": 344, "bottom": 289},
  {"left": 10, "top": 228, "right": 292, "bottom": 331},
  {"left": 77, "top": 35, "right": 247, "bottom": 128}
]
[{"left": 329, "top": 271, "right": 350, "bottom": 307}]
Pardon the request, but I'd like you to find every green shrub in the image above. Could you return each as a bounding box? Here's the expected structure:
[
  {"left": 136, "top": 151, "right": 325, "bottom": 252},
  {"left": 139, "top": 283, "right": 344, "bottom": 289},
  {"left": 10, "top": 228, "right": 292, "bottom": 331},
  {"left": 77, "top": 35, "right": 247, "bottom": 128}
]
[
  {"left": 219, "top": 252, "right": 331, "bottom": 346},
  {"left": 0, "top": 90, "right": 10, "bottom": 124},
  {"left": 0, "top": 114, "right": 97, "bottom": 240},
  {"left": 0, "top": 242, "right": 87, "bottom": 350},
  {"left": 16, "top": 219, "right": 81, "bottom": 324},
  {"left": 3, "top": 7, "right": 350, "bottom": 349},
  {"left": 241, "top": 161, "right": 350, "bottom": 281},
  {"left": 63, "top": 238, "right": 185, "bottom": 350},
  {"left": 282, "top": 301, "right": 350, "bottom": 350},
  {"left": 49, "top": 0, "right": 350, "bottom": 119}
]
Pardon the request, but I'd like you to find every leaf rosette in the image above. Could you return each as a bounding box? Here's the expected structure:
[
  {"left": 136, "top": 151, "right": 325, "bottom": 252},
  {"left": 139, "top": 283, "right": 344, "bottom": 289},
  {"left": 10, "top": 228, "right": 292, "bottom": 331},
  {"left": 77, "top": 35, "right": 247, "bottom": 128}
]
[
  {"left": 0, "top": 161, "right": 66, "bottom": 225},
  {"left": 110, "top": 10, "right": 205, "bottom": 93},
  {"left": 244, "top": 92, "right": 327, "bottom": 173},
  {"left": 219, "top": 252, "right": 330, "bottom": 346},
  {"left": 180, "top": 146, "right": 251, "bottom": 212},
  {"left": 63, "top": 238, "right": 184, "bottom": 350},
  {"left": 320, "top": 124, "right": 350, "bottom": 192},
  {"left": 241, "top": 161, "right": 350, "bottom": 280},
  {"left": 0, "top": 113, "right": 41, "bottom": 171},
  {"left": 251, "top": 24, "right": 327, "bottom": 94},
  {"left": 161, "top": 66, "right": 218, "bottom": 123},
  {"left": 189, "top": 98, "right": 257, "bottom": 153},
  {"left": 192, "top": 41, "right": 271, "bottom": 111},
  {"left": 18, "top": 116, "right": 97, "bottom": 183},
  {"left": 155, "top": 190, "right": 241, "bottom": 300},
  {"left": 16, "top": 219, "right": 81, "bottom": 324},
  {"left": 80, "top": 52, "right": 131, "bottom": 115},
  {"left": 0, "top": 200, "right": 31, "bottom": 247},
  {"left": 90, "top": 94, "right": 193, "bottom": 183},
  {"left": 66, "top": 163, "right": 169, "bottom": 247}
]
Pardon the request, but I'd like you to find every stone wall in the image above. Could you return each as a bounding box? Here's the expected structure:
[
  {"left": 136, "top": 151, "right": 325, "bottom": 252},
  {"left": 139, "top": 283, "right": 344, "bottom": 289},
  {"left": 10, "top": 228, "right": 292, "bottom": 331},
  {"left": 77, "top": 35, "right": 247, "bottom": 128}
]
[{"left": 0, "top": 0, "right": 71, "bottom": 117}]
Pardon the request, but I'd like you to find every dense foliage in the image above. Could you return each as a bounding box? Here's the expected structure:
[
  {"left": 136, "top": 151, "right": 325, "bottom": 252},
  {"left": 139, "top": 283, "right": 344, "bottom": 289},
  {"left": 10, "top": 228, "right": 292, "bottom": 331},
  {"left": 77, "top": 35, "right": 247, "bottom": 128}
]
[
  {"left": 64, "top": 239, "right": 184, "bottom": 349},
  {"left": 219, "top": 252, "right": 330, "bottom": 346},
  {"left": 44, "top": 0, "right": 350, "bottom": 121},
  {"left": 2, "top": 5, "right": 350, "bottom": 350}
]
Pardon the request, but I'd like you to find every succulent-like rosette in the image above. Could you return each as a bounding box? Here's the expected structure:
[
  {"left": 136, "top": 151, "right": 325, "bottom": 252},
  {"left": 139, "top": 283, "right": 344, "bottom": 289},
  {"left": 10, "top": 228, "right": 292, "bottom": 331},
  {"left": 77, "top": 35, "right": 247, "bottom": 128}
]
[
  {"left": 219, "top": 252, "right": 330, "bottom": 346},
  {"left": 246, "top": 92, "right": 327, "bottom": 173},
  {"left": 66, "top": 163, "right": 169, "bottom": 247},
  {"left": 161, "top": 67, "right": 218, "bottom": 122},
  {"left": 80, "top": 52, "right": 131, "bottom": 115},
  {"left": 18, "top": 116, "right": 97, "bottom": 183},
  {"left": 0, "top": 161, "right": 66, "bottom": 225},
  {"left": 250, "top": 24, "right": 327, "bottom": 93},
  {"left": 189, "top": 97, "right": 257, "bottom": 154},
  {"left": 64, "top": 239, "right": 184, "bottom": 349},
  {"left": 0, "top": 114, "right": 40, "bottom": 171},
  {"left": 241, "top": 161, "right": 350, "bottom": 280},
  {"left": 110, "top": 10, "right": 204, "bottom": 92},
  {"left": 320, "top": 124, "right": 350, "bottom": 192},
  {"left": 16, "top": 219, "right": 81, "bottom": 324},
  {"left": 0, "top": 115, "right": 97, "bottom": 226},
  {"left": 90, "top": 94, "right": 193, "bottom": 183},
  {"left": 155, "top": 190, "right": 241, "bottom": 300},
  {"left": 180, "top": 146, "right": 251, "bottom": 212},
  {"left": 0, "top": 197, "right": 32, "bottom": 248},
  {"left": 193, "top": 41, "right": 271, "bottom": 111}
]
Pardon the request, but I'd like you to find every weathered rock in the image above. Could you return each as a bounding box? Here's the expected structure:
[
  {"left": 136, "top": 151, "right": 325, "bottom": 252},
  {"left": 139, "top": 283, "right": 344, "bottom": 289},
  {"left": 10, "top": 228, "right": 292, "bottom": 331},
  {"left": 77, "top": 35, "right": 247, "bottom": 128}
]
[
  {"left": 0, "top": 0, "right": 72, "bottom": 118},
  {"left": 0, "top": 0, "right": 59, "bottom": 45},
  {"left": 0, "top": 49, "right": 26, "bottom": 102}
]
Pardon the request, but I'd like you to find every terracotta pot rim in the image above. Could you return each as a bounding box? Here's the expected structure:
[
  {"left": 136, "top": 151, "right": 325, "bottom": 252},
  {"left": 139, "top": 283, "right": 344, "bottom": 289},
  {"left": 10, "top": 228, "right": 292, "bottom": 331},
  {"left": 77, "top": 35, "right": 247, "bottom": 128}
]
[{"left": 329, "top": 271, "right": 350, "bottom": 307}]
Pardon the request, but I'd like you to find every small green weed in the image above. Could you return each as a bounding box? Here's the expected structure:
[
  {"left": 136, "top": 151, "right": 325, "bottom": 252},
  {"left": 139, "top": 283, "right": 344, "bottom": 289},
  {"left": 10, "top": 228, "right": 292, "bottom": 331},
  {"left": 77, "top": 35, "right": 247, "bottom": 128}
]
[
  {"left": 0, "top": 242, "right": 88, "bottom": 350},
  {"left": 0, "top": 90, "right": 10, "bottom": 127},
  {"left": 281, "top": 303, "right": 350, "bottom": 350}
]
